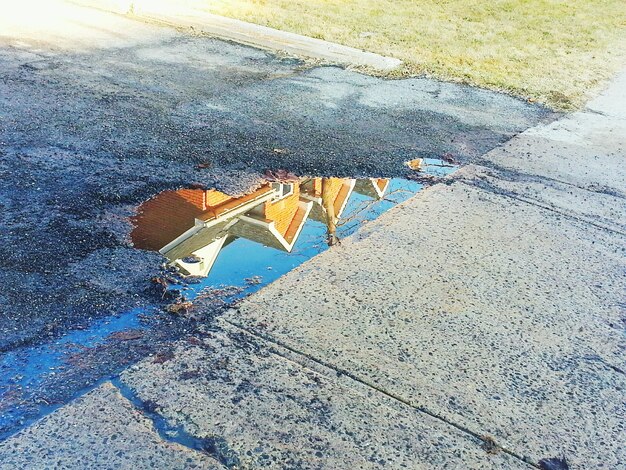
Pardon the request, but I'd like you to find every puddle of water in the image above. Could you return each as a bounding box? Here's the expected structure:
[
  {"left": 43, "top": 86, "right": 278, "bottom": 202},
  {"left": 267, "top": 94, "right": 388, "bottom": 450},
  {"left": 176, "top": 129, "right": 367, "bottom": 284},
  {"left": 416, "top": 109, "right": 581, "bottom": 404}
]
[
  {"left": 131, "top": 162, "right": 455, "bottom": 302},
  {"left": 0, "top": 307, "right": 154, "bottom": 433}
]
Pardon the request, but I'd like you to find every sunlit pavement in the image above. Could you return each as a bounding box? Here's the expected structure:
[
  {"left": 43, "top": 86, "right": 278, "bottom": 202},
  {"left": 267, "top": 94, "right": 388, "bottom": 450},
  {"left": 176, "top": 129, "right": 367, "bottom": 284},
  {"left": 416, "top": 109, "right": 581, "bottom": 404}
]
[
  {"left": 0, "top": 1, "right": 624, "bottom": 469},
  {"left": 0, "top": 0, "right": 170, "bottom": 50}
]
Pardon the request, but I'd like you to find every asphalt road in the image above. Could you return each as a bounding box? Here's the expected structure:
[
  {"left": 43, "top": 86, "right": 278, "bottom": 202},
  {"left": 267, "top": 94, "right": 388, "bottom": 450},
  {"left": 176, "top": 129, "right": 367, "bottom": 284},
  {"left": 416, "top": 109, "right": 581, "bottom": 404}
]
[{"left": 0, "top": 0, "right": 552, "bottom": 439}]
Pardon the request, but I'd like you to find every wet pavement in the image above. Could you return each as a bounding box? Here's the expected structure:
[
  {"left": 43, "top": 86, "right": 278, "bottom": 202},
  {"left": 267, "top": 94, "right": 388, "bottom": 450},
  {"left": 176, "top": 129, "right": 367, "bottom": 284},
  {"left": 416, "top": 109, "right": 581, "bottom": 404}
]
[
  {"left": 0, "top": 168, "right": 455, "bottom": 435},
  {"left": 0, "top": 1, "right": 552, "bottom": 439},
  {"left": 96, "top": 72, "right": 622, "bottom": 469}
]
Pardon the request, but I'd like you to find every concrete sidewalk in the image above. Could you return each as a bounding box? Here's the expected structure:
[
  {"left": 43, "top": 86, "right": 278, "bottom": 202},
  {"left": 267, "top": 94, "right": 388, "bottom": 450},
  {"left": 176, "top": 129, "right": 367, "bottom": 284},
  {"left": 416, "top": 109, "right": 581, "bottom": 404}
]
[{"left": 2, "top": 73, "right": 623, "bottom": 469}]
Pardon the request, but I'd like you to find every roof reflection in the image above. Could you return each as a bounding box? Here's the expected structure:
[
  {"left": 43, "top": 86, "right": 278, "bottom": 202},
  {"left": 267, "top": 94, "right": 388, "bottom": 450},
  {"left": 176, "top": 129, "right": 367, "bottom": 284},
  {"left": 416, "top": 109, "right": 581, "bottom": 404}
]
[{"left": 131, "top": 177, "right": 391, "bottom": 278}]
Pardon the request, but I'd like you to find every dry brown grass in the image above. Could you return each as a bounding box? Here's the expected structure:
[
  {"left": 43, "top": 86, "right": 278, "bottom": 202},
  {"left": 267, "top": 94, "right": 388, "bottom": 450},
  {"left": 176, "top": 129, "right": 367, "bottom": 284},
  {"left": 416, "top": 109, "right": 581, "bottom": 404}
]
[{"left": 199, "top": 0, "right": 626, "bottom": 110}]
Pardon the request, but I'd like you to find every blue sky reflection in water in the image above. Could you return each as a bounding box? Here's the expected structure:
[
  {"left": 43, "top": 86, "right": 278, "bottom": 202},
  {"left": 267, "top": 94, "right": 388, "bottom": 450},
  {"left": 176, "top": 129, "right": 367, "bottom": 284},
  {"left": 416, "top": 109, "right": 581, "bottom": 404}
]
[{"left": 185, "top": 178, "right": 425, "bottom": 300}]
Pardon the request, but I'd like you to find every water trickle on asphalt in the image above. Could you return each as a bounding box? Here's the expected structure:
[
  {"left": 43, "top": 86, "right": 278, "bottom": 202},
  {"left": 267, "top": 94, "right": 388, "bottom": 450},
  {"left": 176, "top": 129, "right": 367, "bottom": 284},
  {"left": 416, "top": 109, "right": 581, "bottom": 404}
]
[{"left": 0, "top": 160, "right": 455, "bottom": 439}]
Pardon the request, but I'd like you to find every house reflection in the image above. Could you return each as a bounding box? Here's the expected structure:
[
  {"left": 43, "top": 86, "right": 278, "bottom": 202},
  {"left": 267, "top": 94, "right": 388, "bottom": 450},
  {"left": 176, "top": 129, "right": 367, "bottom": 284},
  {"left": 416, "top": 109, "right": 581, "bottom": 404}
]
[{"left": 130, "top": 177, "right": 390, "bottom": 278}]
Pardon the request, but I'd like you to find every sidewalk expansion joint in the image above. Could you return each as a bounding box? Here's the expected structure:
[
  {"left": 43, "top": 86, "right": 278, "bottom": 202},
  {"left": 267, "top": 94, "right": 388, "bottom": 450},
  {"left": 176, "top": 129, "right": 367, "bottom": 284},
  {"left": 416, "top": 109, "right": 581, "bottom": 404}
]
[
  {"left": 222, "top": 318, "right": 539, "bottom": 469},
  {"left": 458, "top": 179, "right": 626, "bottom": 237},
  {"left": 472, "top": 160, "right": 626, "bottom": 201}
]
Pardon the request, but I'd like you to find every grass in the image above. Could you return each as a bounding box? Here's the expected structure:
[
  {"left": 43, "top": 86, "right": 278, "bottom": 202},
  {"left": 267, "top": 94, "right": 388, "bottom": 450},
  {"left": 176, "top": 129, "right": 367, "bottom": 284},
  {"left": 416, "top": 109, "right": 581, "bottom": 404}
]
[{"left": 197, "top": 0, "right": 626, "bottom": 110}]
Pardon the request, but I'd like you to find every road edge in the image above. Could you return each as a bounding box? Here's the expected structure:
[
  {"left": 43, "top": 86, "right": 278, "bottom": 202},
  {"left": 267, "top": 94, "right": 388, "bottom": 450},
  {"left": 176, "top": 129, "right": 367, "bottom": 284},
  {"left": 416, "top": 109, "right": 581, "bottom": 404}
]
[{"left": 67, "top": 0, "right": 403, "bottom": 72}]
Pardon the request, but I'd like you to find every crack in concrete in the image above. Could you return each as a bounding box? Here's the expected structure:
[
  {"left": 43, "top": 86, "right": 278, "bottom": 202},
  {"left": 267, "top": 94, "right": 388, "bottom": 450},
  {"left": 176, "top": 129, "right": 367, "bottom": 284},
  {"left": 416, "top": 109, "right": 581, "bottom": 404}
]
[
  {"left": 109, "top": 378, "right": 241, "bottom": 468},
  {"left": 457, "top": 177, "right": 626, "bottom": 237},
  {"left": 582, "top": 354, "right": 626, "bottom": 376},
  {"left": 471, "top": 160, "right": 626, "bottom": 200},
  {"left": 222, "top": 318, "right": 539, "bottom": 469}
]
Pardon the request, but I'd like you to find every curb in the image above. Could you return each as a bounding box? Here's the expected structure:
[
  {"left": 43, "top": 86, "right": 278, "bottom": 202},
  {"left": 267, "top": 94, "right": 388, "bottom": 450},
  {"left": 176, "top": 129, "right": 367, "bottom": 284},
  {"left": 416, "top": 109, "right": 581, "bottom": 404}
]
[{"left": 68, "top": 0, "right": 402, "bottom": 72}]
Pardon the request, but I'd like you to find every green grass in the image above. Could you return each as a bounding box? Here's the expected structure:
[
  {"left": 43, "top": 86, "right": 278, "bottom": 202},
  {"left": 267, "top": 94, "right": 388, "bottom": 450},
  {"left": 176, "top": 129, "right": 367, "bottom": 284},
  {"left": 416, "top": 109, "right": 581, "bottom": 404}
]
[{"left": 199, "top": 0, "right": 626, "bottom": 110}]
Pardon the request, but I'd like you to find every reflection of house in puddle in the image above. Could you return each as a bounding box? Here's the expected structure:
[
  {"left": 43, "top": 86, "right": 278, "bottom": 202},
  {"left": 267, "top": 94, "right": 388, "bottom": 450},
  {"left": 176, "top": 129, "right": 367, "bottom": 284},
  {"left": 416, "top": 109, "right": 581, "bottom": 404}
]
[{"left": 130, "top": 178, "right": 390, "bottom": 278}]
